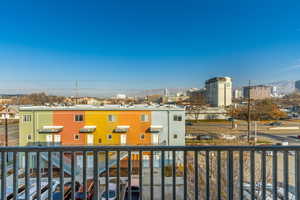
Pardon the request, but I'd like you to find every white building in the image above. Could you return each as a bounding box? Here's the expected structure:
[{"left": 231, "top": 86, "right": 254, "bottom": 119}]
[
  {"left": 205, "top": 77, "right": 232, "bottom": 107},
  {"left": 116, "top": 94, "right": 126, "bottom": 99},
  {"left": 233, "top": 88, "right": 243, "bottom": 99}
]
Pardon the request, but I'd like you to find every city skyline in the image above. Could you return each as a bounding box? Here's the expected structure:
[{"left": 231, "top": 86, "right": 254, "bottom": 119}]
[{"left": 1, "top": 1, "right": 300, "bottom": 94}]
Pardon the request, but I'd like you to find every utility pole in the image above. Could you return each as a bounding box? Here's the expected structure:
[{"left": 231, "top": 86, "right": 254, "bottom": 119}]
[
  {"left": 247, "top": 80, "right": 251, "bottom": 143},
  {"left": 75, "top": 80, "right": 79, "bottom": 105},
  {"left": 254, "top": 121, "right": 257, "bottom": 146}
]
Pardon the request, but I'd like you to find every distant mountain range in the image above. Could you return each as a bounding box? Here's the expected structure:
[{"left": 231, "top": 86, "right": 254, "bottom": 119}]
[
  {"left": 0, "top": 80, "right": 297, "bottom": 98},
  {"left": 130, "top": 80, "right": 298, "bottom": 97},
  {"left": 265, "top": 80, "right": 296, "bottom": 95},
  {"left": 126, "top": 88, "right": 190, "bottom": 97}
]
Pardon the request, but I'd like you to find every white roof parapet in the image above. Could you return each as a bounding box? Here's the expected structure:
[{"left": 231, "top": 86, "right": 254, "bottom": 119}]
[
  {"left": 116, "top": 125, "right": 130, "bottom": 129},
  {"left": 150, "top": 125, "right": 163, "bottom": 129},
  {"left": 43, "top": 126, "right": 64, "bottom": 129},
  {"left": 84, "top": 125, "right": 97, "bottom": 129},
  {"left": 19, "top": 104, "right": 185, "bottom": 111}
]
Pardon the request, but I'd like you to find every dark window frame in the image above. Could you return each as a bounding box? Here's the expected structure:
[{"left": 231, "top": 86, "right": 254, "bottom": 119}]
[{"left": 74, "top": 114, "right": 84, "bottom": 122}]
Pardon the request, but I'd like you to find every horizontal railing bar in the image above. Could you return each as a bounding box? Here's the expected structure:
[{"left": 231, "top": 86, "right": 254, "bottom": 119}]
[{"left": 1, "top": 145, "right": 300, "bottom": 152}]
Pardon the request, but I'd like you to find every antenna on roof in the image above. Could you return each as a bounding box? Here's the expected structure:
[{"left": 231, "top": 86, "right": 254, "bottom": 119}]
[{"left": 75, "top": 80, "right": 79, "bottom": 105}]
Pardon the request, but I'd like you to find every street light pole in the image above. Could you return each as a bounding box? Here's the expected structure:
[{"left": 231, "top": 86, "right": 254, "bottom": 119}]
[{"left": 247, "top": 80, "right": 251, "bottom": 143}]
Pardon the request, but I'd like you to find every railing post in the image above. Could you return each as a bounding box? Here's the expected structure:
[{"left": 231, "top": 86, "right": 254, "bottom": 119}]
[
  {"left": 272, "top": 150, "right": 278, "bottom": 199},
  {"left": 172, "top": 151, "right": 176, "bottom": 200},
  {"left": 83, "top": 151, "right": 87, "bottom": 200},
  {"left": 48, "top": 151, "right": 53, "bottom": 200},
  {"left": 194, "top": 150, "right": 198, "bottom": 200},
  {"left": 139, "top": 150, "right": 143, "bottom": 200},
  {"left": 239, "top": 151, "right": 244, "bottom": 200},
  {"left": 161, "top": 151, "right": 165, "bottom": 200},
  {"left": 59, "top": 151, "right": 64, "bottom": 200},
  {"left": 128, "top": 150, "right": 132, "bottom": 200},
  {"left": 283, "top": 151, "right": 289, "bottom": 200},
  {"left": 37, "top": 151, "right": 41, "bottom": 200},
  {"left": 1, "top": 152, "right": 7, "bottom": 200},
  {"left": 261, "top": 151, "right": 266, "bottom": 200},
  {"left": 105, "top": 150, "right": 109, "bottom": 200},
  {"left": 117, "top": 151, "right": 120, "bottom": 200},
  {"left": 250, "top": 150, "right": 255, "bottom": 200},
  {"left": 93, "top": 151, "right": 99, "bottom": 200},
  {"left": 227, "top": 151, "right": 233, "bottom": 200},
  {"left": 184, "top": 150, "right": 187, "bottom": 199},
  {"left": 25, "top": 152, "right": 30, "bottom": 200},
  {"left": 13, "top": 152, "right": 18, "bottom": 200},
  {"left": 150, "top": 150, "right": 154, "bottom": 200},
  {"left": 295, "top": 151, "right": 300, "bottom": 200},
  {"left": 205, "top": 151, "right": 210, "bottom": 200},
  {"left": 71, "top": 152, "right": 76, "bottom": 200},
  {"left": 217, "top": 151, "right": 221, "bottom": 200}
]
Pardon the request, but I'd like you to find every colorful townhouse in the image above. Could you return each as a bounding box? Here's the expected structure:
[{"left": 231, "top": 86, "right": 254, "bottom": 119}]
[{"left": 19, "top": 105, "right": 185, "bottom": 147}]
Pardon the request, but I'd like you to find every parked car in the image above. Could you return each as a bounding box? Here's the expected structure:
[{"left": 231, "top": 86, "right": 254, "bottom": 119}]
[
  {"left": 227, "top": 117, "right": 234, "bottom": 122},
  {"left": 54, "top": 181, "right": 81, "bottom": 200},
  {"left": 124, "top": 186, "right": 140, "bottom": 200},
  {"left": 185, "top": 121, "right": 193, "bottom": 126},
  {"left": 276, "top": 141, "right": 289, "bottom": 146},
  {"left": 266, "top": 122, "right": 282, "bottom": 126},
  {"left": 185, "top": 134, "right": 197, "bottom": 140},
  {"left": 197, "top": 135, "right": 214, "bottom": 140},
  {"left": 221, "top": 134, "right": 237, "bottom": 140},
  {"left": 100, "top": 183, "right": 117, "bottom": 200},
  {"left": 75, "top": 179, "right": 94, "bottom": 200}
]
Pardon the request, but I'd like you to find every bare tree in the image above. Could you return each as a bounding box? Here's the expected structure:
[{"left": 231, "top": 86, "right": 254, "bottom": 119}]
[{"left": 187, "top": 93, "right": 207, "bottom": 121}]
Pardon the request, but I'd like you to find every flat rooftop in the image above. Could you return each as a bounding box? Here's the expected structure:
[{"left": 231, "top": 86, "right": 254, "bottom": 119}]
[{"left": 19, "top": 104, "right": 185, "bottom": 111}]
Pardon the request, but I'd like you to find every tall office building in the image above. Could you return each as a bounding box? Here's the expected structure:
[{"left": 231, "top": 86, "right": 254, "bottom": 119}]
[
  {"left": 243, "top": 85, "right": 272, "bottom": 100},
  {"left": 295, "top": 80, "right": 300, "bottom": 91},
  {"left": 205, "top": 77, "right": 232, "bottom": 107}
]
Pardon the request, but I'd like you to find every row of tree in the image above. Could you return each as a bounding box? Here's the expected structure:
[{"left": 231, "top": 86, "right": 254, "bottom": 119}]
[
  {"left": 186, "top": 93, "right": 287, "bottom": 121},
  {"left": 10, "top": 93, "right": 66, "bottom": 105},
  {"left": 230, "top": 99, "right": 287, "bottom": 121}
]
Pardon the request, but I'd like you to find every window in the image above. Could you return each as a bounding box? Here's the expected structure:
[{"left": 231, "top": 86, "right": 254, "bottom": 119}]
[
  {"left": 107, "top": 134, "right": 112, "bottom": 140},
  {"left": 27, "top": 135, "right": 32, "bottom": 140},
  {"left": 141, "top": 114, "right": 149, "bottom": 122},
  {"left": 173, "top": 115, "right": 182, "bottom": 121},
  {"left": 23, "top": 115, "right": 32, "bottom": 122},
  {"left": 74, "top": 134, "right": 80, "bottom": 140},
  {"left": 140, "top": 134, "right": 145, "bottom": 140},
  {"left": 98, "top": 138, "right": 102, "bottom": 144},
  {"left": 108, "top": 115, "right": 116, "bottom": 122},
  {"left": 174, "top": 134, "right": 178, "bottom": 139},
  {"left": 74, "top": 114, "right": 84, "bottom": 122}
]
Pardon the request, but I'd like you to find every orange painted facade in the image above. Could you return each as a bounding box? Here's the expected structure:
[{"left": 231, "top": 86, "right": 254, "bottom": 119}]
[
  {"left": 51, "top": 110, "right": 152, "bottom": 145},
  {"left": 53, "top": 111, "right": 86, "bottom": 145},
  {"left": 118, "top": 111, "right": 151, "bottom": 145}
]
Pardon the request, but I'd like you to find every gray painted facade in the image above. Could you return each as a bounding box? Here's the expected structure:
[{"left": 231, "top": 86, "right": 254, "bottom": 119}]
[{"left": 151, "top": 110, "right": 185, "bottom": 146}]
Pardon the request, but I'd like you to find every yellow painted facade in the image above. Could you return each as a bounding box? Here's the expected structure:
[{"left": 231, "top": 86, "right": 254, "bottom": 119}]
[{"left": 84, "top": 110, "right": 151, "bottom": 145}]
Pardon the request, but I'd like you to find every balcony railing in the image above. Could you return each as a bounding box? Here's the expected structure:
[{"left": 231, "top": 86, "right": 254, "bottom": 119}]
[{"left": 0, "top": 145, "right": 300, "bottom": 200}]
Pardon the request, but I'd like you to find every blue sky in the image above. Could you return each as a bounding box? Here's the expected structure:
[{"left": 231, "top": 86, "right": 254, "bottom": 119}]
[{"left": 0, "top": 0, "right": 300, "bottom": 96}]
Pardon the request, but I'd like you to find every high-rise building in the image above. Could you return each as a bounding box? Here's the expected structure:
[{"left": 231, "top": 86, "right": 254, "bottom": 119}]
[
  {"left": 205, "top": 77, "right": 232, "bottom": 107},
  {"left": 295, "top": 80, "right": 300, "bottom": 91},
  {"left": 233, "top": 88, "right": 243, "bottom": 99},
  {"left": 164, "top": 88, "right": 169, "bottom": 97},
  {"left": 243, "top": 85, "right": 272, "bottom": 100}
]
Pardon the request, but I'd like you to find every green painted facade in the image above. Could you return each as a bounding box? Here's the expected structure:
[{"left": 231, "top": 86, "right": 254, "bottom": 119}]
[{"left": 19, "top": 111, "right": 53, "bottom": 146}]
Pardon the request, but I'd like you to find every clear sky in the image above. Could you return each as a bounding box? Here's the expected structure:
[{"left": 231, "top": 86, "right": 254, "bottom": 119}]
[{"left": 0, "top": 0, "right": 300, "bottom": 96}]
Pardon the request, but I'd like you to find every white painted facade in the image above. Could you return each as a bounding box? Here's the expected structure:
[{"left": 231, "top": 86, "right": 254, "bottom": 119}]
[{"left": 205, "top": 77, "right": 232, "bottom": 107}]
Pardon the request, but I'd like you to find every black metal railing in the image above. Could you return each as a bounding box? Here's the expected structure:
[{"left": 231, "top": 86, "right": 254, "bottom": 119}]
[{"left": 0, "top": 145, "right": 300, "bottom": 200}]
